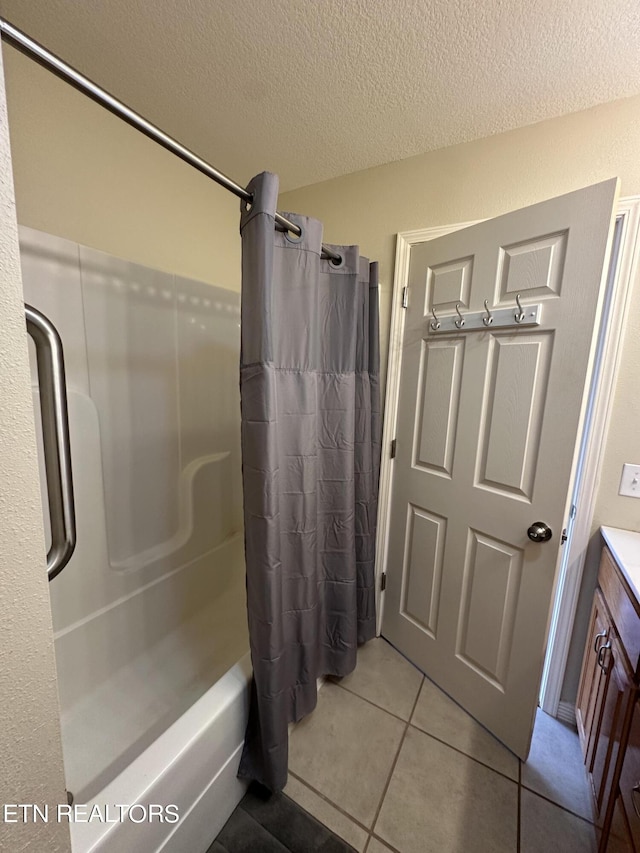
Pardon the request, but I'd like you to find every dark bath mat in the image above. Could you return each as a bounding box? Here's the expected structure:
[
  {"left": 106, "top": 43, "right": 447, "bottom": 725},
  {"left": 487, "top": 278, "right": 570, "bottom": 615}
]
[{"left": 209, "top": 782, "right": 358, "bottom": 853}]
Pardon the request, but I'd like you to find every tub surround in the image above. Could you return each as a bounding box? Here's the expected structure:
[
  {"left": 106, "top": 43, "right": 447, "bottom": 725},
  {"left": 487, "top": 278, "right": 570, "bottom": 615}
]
[{"left": 19, "top": 225, "right": 250, "bottom": 852}]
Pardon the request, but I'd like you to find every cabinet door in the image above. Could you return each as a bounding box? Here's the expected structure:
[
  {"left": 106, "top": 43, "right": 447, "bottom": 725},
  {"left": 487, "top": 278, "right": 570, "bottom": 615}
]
[
  {"left": 591, "top": 635, "right": 633, "bottom": 816},
  {"left": 619, "top": 699, "right": 640, "bottom": 850},
  {"left": 577, "top": 589, "right": 610, "bottom": 759},
  {"left": 605, "top": 794, "right": 636, "bottom": 852}
]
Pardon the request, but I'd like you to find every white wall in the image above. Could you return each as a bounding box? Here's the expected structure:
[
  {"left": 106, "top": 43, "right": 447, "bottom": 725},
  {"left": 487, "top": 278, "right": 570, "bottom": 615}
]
[
  {"left": 281, "top": 94, "right": 640, "bottom": 703},
  {"left": 2, "top": 46, "right": 241, "bottom": 292},
  {"left": 0, "top": 48, "right": 71, "bottom": 853}
]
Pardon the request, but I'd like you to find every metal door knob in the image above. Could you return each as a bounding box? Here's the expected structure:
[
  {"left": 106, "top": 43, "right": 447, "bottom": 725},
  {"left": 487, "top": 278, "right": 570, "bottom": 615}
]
[{"left": 527, "top": 522, "right": 553, "bottom": 542}]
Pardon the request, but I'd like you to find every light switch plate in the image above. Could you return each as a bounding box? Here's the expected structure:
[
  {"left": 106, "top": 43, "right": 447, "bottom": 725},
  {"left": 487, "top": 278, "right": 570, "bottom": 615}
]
[{"left": 619, "top": 463, "right": 640, "bottom": 498}]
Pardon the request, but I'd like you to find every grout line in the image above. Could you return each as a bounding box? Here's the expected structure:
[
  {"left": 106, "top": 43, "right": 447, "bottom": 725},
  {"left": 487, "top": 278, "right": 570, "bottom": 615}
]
[
  {"left": 288, "top": 678, "right": 424, "bottom": 850},
  {"left": 368, "top": 675, "right": 425, "bottom": 838},
  {"left": 370, "top": 833, "right": 404, "bottom": 853},
  {"left": 519, "top": 784, "right": 598, "bottom": 827},
  {"left": 332, "top": 676, "right": 522, "bottom": 788},
  {"left": 287, "top": 770, "right": 372, "bottom": 836},
  {"left": 517, "top": 760, "right": 522, "bottom": 853},
  {"left": 407, "top": 720, "right": 519, "bottom": 786},
  {"left": 331, "top": 679, "right": 413, "bottom": 725}
]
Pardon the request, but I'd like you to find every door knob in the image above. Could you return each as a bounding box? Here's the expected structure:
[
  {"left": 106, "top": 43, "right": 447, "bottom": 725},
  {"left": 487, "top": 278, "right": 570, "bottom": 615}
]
[{"left": 527, "top": 522, "right": 553, "bottom": 542}]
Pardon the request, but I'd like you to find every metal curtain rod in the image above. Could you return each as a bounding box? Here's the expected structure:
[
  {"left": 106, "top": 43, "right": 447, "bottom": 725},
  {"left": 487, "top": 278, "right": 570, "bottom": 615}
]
[{"left": 0, "top": 18, "right": 342, "bottom": 263}]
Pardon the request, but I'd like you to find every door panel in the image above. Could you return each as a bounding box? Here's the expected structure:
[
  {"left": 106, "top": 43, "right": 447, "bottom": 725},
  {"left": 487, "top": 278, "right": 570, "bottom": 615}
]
[
  {"left": 456, "top": 529, "right": 523, "bottom": 689},
  {"left": 383, "top": 179, "right": 619, "bottom": 759},
  {"left": 476, "top": 332, "right": 552, "bottom": 500},
  {"left": 400, "top": 505, "right": 446, "bottom": 637},
  {"left": 414, "top": 339, "right": 464, "bottom": 476},
  {"left": 497, "top": 230, "right": 567, "bottom": 299}
]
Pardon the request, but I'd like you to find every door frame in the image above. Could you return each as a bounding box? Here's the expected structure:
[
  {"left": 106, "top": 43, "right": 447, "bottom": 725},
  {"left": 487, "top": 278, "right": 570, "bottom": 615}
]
[{"left": 375, "top": 195, "right": 640, "bottom": 719}]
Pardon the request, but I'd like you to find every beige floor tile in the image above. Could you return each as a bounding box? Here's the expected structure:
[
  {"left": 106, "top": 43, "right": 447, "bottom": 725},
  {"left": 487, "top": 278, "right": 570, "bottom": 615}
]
[
  {"left": 411, "top": 677, "right": 519, "bottom": 780},
  {"left": 522, "top": 708, "right": 594, "bottom": 821},
  {"left": 375, "top": 728, "right": 518, "bottom": 853},
  {"left": 284, "top": 775, "right": 369, "bottom": 852},
  {"left": 375, "top": 726, "right": 517, "bottom": 853},
  {"left": 521, "top": 789, "right": 597, "bottom": 852},
  {"left": 366, "top": 838, "right": 395, "bottom": 853},
  {"left": 289, "top": 681, "right": 405, "bottom": 828},
  {"left": 333, "top": 638, "right": 423, "bottom": 720}
]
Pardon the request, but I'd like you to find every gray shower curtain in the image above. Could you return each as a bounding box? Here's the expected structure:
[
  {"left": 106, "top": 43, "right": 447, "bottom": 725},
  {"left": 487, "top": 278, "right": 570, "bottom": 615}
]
[{"left": 237, "top": 172, "right": 381, "bottom": 791}]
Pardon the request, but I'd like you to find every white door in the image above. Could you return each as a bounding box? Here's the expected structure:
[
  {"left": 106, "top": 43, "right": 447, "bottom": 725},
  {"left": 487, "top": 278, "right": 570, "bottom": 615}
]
[{"left": 382, "top": 179, "right": 619, "bottom": 759}]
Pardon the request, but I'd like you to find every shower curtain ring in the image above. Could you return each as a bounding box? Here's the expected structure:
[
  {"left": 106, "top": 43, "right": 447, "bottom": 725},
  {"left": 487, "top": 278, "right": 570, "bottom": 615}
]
[
  {"left": 455, "top": 303, "right": 465, "bottom": 329},
  {"left": 430, "top": 307, "right": 441, "bottom": 331},
  {"left": 515, "top": 293, "right": 525, "bottom": 323},
  {"left": 482, "top": 299, "right": 493, "bottom": 326}
]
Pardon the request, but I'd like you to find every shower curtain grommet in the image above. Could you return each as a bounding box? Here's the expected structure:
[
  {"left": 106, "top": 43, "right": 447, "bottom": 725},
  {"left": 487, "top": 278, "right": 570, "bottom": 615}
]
[{"left": 284, "top": 222, "right": 305, "bottom": 243}]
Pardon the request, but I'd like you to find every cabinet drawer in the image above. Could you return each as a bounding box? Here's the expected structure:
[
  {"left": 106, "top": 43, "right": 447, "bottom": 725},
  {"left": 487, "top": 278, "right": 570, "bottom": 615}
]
[
  {"left": 620, "top": 700, "right": 640, "bottom": 849},
  {"left": 599, "top": 548, "right": 640, "bottom": 677}
]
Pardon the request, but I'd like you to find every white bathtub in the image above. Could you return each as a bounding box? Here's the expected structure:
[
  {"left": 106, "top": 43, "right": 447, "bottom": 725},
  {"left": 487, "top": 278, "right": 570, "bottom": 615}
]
[
  {"left": 71, "top": 654, "right": 251, "bottom": 853},
  {"left": 19, "top": 226, "right": 250, "bottom": 853}
]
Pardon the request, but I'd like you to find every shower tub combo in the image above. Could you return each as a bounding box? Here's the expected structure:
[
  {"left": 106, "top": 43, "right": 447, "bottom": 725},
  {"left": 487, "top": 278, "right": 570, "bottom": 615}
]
[{"left": 22, "top": 226, "right": 250, "bottom": 853}]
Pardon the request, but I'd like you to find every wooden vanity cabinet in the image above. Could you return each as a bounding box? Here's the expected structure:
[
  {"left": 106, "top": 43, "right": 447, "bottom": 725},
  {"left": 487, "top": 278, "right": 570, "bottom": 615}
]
[{"left": 577, "top": 545, "right": 640, "bottom": 852}]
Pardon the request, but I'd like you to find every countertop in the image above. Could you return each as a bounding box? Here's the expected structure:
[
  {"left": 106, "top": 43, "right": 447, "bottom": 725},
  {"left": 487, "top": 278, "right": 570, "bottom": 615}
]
[{"left": 601, "top": 526, "right": 640, "bottom": 604}]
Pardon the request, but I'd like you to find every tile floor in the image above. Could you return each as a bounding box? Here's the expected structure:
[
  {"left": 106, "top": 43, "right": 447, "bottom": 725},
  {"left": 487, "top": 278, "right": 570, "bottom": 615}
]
[{"left": 285, "top": 638, "right": 598, "bottom": 853}]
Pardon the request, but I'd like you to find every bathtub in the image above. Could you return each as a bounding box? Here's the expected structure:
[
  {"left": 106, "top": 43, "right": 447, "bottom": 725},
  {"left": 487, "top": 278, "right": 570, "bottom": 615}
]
[
  {"left": 19, "top": 225, "right": 250, "bottom": 853},
  {"left": 71, "top": 654, "right": 251, "bottom": 853}
]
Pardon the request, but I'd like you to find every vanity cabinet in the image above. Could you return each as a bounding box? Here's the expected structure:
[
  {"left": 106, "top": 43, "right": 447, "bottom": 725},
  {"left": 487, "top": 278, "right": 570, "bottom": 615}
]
[{"left": 577, "top": 542, "right": 640, "bottom": 852}]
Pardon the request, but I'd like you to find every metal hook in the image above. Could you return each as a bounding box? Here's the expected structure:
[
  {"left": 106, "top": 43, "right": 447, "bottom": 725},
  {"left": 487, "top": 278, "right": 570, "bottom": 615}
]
[
  {"left": 455, "top": 303, "right": 465, "bottom": 329},
  {"left": 515, "top": 293, "right": 525, "bottom": 323},
  {"left": 482, "top": 299, "right": 493, "bottom": 326},
  {"left": 430, "top": 307, "right": 441, "bottom": 331}
]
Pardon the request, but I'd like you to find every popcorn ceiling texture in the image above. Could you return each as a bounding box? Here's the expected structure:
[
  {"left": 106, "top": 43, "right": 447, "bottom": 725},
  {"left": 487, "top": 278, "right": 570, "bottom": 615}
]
[
  {"left": 0, "top": 47, "right": 71, "bottom": 852},
  {"left": 0, "top": 0, "right": 639, "bottom": 191}
]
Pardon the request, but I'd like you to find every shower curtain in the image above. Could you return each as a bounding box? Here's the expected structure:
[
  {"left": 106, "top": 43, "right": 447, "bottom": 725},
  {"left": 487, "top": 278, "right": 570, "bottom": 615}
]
[{"left": 238, "top": 172, "right": 381, "bottom": 791}]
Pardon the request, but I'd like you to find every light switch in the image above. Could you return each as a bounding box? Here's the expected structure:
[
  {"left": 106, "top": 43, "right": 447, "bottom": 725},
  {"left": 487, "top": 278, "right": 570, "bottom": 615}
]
[{"left": 619, "top": 463, "right": 640, "bottom": 498}]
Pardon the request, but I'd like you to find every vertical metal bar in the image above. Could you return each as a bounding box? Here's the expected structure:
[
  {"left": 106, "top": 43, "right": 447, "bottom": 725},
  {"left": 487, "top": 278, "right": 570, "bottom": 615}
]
[{"left": 25, "top": 304, "right": 76, "bottom": 580}]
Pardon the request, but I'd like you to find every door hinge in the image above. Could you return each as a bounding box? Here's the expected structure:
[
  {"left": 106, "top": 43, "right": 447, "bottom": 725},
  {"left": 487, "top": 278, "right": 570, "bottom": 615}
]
[
  {"left": 390, "top": 438, "right": 397, "bottom": 458},
  {"left": 402, "top": 286, "right": 408, "bottom": 309},
  {"left": 381, "top": 572, "right": 387, "bottom": 591}
]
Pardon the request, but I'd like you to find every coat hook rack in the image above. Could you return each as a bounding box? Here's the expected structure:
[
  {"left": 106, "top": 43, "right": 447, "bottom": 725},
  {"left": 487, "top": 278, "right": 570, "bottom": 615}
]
[{"left": 427, "top": 299, "right": 542, "bottom": 334}]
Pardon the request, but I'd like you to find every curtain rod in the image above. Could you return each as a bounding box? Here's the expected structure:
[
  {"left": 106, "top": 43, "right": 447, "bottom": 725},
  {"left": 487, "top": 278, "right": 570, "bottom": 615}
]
[{"left": 0, "top": 18, "right": 341, "bottom": 263}]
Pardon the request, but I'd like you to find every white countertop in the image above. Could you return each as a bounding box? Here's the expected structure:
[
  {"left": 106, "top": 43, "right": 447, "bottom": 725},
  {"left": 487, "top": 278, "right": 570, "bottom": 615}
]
[{"left": 601, "top": 526, "right": 640, "bottom": 603}]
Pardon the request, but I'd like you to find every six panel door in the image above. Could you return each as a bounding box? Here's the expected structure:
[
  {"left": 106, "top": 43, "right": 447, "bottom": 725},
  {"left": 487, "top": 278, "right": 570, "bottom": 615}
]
[{"left": 383, "top": 179, "right": 619, "bottom": 758}]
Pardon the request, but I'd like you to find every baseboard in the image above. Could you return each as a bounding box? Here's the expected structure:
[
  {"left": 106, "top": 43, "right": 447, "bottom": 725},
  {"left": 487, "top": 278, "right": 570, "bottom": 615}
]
[{"left": 556, "top": 701, "right": 577, "bottom": 729}]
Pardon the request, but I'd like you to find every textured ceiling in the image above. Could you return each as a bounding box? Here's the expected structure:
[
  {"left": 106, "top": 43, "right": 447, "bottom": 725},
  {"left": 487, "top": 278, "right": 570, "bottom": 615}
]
[{"left": 1, "top": 0, "right": 639, "bottom": 191}]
